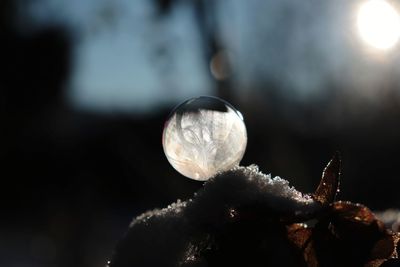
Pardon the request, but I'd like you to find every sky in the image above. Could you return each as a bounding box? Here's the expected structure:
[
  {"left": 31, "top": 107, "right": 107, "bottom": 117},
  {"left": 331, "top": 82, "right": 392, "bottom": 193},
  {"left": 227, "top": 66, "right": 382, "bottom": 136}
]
[
  {"left": 24, "top": 0, "right": 213, "bottom": 113},
  {"left": 20, "top": 0, "right": 400, "bottom": 113}
]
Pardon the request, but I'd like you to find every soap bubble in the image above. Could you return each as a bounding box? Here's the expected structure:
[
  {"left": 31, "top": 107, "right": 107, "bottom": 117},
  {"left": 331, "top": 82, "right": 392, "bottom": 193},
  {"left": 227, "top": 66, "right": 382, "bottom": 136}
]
[{"left": 162, "top": 96, "right": 247, "bottom": 181}]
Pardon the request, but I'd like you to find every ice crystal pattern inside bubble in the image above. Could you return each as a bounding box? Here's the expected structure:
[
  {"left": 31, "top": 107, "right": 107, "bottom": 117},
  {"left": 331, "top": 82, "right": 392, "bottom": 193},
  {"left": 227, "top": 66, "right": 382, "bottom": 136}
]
[{"left": 162, "top": 96, "right": 247, "bottom": 181}]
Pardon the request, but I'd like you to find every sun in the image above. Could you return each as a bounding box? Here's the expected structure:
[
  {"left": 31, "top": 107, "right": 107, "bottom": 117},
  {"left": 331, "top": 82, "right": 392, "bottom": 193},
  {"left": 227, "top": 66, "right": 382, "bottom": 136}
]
[{"left": 357, "top": 0, "right": 400, "bottom": 50}]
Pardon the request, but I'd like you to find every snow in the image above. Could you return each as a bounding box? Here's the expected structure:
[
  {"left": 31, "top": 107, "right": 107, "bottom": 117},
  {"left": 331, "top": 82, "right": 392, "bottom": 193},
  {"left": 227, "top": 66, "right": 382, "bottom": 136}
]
[{"left": 109, "top": 165, "right": 321, "bottom": 267}]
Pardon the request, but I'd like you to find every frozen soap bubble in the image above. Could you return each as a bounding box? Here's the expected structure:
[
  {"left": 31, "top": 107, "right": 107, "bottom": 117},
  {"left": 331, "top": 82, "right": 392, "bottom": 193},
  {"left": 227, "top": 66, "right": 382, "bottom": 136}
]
[{"left": 162, "top": 96, "right": 247, "bottom": 181}]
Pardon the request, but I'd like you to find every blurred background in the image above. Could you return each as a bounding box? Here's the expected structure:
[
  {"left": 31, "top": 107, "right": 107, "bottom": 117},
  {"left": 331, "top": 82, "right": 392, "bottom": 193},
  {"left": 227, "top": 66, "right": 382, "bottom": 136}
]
[{"left": 3, "top": 0, "right": 400, "bottom": 266}]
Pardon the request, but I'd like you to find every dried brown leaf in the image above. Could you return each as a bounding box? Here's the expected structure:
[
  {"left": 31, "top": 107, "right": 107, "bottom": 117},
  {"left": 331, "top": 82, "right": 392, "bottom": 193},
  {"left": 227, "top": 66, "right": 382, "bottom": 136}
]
[
  {"left": 379, "top": 259, "right": 400, "bottom": 267},
  {"left": 365, "top": 259, "right": 388, "bottom": 267},
  {"left": 313, "top": 152, "right": 341, "bottom": 205},
  {"left": 287, "top": 224, "right": 319, "bottom": 267},
  {"left": 370, "top": 235, "right": 396, "bottom": 260},
  {"left": 287, "top": 223, "right": 312, "bottom": 249},
  {"left": 327, "top": 201, "right": 398, "bottom": 266},
  {"left": 332, "top": 201, "right": 383, "bottom": 228}
]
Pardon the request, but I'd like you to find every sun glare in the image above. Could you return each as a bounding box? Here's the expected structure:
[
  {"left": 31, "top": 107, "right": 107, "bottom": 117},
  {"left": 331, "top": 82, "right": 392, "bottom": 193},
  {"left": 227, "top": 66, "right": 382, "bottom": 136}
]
[{"left": 357, "top": 0, "right": 400, "bottom": 50}]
